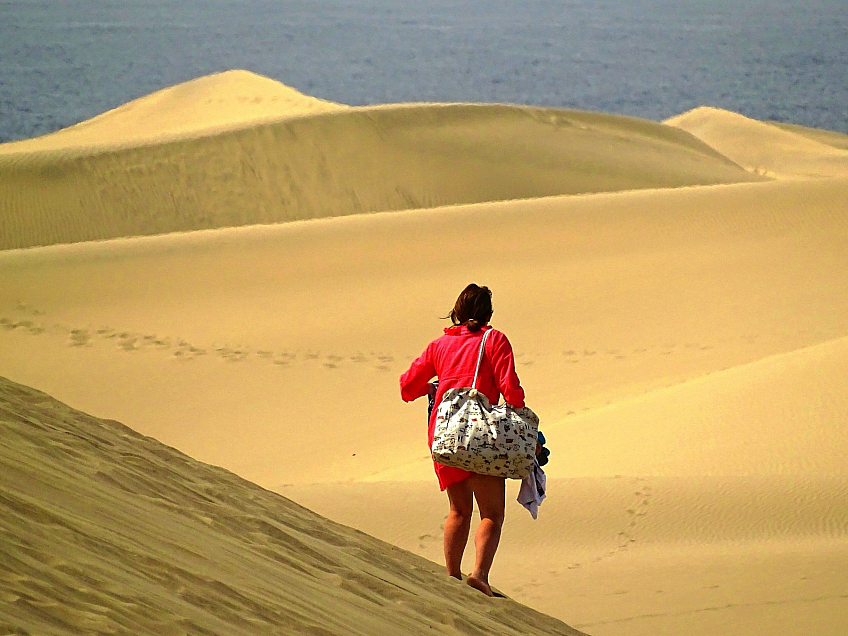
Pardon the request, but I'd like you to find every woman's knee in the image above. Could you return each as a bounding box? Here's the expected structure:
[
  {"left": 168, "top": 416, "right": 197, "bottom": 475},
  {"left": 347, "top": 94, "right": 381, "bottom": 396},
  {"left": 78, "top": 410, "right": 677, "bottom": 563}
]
[
  {"left": 446, "top": 480, "right": 474, "bottom": 520},
  {"left": 447, "top": 506, "right": 474, "bottom": 524},
  {"left": 480, "top": 509, "right": 505, "bottom": 528}
]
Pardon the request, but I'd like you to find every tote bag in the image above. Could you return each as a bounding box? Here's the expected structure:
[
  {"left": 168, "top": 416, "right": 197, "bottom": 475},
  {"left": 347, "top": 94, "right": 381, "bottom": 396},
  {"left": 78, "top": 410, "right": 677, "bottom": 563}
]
[{"left": 431, "top": 329, "right": 539, "bottom": 479}]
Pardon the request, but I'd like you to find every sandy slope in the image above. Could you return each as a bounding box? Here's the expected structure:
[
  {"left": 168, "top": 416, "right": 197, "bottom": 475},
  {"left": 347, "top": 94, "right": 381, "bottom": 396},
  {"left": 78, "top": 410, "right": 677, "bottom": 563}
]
[
  {"left": 2, "top": 75, "right": 847, "bottom": 635},
  {"left": 769, "top": 121, "right": 848, "bottom": 151},
  {"left": 665, "top": 107, "right": 848, "bottom": 179},
  {"left": 2, "top": 172, "right": 847, "bottom": 634},
  {"left": 0, "top": 74, "right": 761, "bottom": 249},
  {"left": 0, "top": 376, "right": 581, "bottom": 635},
  {"left": 0, "top": 70, "right": 347, "bottom": 152}
]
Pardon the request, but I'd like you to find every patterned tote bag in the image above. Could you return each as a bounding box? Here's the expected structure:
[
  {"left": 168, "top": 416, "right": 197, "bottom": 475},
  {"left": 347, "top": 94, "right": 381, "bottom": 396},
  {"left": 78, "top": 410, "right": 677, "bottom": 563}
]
[{"left": 431, "top": 329, "right": 539, "bottom": 479}]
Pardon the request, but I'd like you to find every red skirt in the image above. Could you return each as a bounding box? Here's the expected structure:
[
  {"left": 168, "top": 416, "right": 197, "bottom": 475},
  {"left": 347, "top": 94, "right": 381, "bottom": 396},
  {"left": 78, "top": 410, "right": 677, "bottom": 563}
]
[{"left": 434, "top": 461, "right": 472, "bottom": 491}]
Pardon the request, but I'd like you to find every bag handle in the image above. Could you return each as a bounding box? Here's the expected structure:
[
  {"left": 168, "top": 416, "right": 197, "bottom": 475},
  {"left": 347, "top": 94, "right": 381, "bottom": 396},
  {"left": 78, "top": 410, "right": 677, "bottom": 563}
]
[{"left": 471, "top": 328, "right": 492, "bottom": 390}]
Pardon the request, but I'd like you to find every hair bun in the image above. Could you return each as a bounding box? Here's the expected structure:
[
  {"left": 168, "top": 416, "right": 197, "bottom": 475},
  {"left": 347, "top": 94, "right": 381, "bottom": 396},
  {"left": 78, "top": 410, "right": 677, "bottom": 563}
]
[{"left": 447, "top": 283, "right": 493, "bottom": 331}]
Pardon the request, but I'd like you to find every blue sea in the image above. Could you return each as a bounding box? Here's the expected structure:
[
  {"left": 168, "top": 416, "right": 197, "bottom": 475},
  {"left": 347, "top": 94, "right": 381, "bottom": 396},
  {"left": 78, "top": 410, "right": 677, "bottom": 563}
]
[{"left": 1, "top": 0, "right": 846, "bottom": 143}]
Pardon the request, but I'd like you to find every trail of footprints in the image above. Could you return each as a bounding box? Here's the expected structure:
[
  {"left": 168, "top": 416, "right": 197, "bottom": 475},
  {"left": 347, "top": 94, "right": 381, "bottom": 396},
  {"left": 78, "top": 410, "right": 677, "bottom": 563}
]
[
  {"left": 83, "top": 325, "right": 398, "bottom": 372},
  {"left": 501, "top": 476, "right": 655, "bottom": 598},
  {"left": 510, "top": 476, "right": 654, "bottom": 599},
  {"left": 2, "top": 304, "right": 399, "bottom": 372},
  {"left": 3, "top": 302, "right": 836, "bottom": 376},
  {"left": 574, "top": 476, "right": 653, "bottom": 569}
]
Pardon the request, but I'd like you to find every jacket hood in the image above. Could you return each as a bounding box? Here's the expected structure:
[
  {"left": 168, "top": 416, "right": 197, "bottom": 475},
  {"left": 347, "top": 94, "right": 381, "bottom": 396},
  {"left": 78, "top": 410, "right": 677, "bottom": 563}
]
[{"left": 443, "top": 325, "right": 492, "bottom": 336}]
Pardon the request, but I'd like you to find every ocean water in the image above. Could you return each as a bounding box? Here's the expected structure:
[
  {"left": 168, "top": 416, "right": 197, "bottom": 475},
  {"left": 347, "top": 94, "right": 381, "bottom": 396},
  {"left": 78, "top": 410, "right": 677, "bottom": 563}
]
[{"left": 1, "top": 0, "right": 846, "bottom": 143}]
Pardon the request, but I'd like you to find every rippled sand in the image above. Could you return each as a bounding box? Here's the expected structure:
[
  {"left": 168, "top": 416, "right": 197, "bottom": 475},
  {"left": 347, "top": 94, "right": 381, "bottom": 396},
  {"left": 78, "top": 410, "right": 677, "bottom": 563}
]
[{"left": 2, "top": 71, "right": 847, "bottom": 635}]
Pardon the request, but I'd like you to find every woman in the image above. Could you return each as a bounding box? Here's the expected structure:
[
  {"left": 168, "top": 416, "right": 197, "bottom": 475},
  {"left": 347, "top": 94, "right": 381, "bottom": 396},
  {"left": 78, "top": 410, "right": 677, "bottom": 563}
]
[{"left": 399, "top": 284, "right": 525, "bottom": 596}]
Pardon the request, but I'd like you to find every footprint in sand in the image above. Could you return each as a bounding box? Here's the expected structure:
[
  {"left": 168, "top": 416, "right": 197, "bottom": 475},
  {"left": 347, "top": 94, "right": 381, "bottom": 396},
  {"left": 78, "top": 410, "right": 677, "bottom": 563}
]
[
  {"left": 3, "top": 317, "right": 48, "bottom": 335},
  {"left": 215, "top": 346, "right": 249, "bottom": 362},
  {"left": 172, "top": 340, "right": 207, "bottom": 360},
  {"left": 68, "top": 329, "right": 92, "bottom": 347},
  {"left": 271, "top": 352, "right": 296, "bottom": 367},
  {"left": 323, "top": 354, "right": 346, "bottom": 369},
  {"left": 574, "top": 476, "right": 653, "bottom": 568},
  {"left": 118, "top": 334, "right": 139, "bottom": 351}
]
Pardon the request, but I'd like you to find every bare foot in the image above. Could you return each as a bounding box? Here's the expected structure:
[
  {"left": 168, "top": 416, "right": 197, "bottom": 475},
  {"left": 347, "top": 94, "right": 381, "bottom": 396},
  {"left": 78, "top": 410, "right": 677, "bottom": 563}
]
[{"left": 466, "top": 575, "right": 494, "bottom": 597}]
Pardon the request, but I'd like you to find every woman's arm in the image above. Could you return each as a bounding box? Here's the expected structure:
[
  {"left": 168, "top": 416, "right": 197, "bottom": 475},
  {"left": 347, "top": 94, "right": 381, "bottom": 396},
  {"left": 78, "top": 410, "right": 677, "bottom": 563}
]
[
  {"left": 400, "top": 344, "right": 437, "bottom": 402},
  {"left": 490, "top": 331, "right": 525, "bottom": 408}
]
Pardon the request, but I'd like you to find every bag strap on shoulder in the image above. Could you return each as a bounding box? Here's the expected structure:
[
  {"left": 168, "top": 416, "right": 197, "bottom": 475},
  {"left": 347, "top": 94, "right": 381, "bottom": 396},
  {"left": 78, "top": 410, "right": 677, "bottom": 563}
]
[{"left": 471, "top": 329, "right": 492, "bottom": 389}]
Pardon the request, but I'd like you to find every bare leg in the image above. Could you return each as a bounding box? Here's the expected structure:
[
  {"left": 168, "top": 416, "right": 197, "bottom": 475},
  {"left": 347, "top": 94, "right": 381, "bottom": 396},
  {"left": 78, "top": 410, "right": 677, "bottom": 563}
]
[
  {"left": 466, "top": 474, "right": 505, "bottom": 596},
  {"left": 444, "top": 478, "right": 473, "bottom": 580}
]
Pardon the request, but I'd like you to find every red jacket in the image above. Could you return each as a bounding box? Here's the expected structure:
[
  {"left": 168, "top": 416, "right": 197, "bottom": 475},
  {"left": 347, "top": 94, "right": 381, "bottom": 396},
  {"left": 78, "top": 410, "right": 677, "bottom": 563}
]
[{"left": 400, "top": 324, "right": 525, "bottom": 490}]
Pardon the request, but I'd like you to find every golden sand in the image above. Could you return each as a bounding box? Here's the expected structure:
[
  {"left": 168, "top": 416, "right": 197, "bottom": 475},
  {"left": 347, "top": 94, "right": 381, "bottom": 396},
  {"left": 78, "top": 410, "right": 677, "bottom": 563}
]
[
  {"left": 0, "top": 376, "right": 581, "bottom": 635},
  {"left": 1, "top": 72, "right": 847, "bottom": 635}
]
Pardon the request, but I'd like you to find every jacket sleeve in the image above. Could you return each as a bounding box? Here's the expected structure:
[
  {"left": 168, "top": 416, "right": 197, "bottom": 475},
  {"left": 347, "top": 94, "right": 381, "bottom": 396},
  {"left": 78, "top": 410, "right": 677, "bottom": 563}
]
[
  {"left": 400, "top": 343, "right": 437, "bottom": 402},
  {"left": 490, "top": 332, "right": 525, "bottom": 408}
]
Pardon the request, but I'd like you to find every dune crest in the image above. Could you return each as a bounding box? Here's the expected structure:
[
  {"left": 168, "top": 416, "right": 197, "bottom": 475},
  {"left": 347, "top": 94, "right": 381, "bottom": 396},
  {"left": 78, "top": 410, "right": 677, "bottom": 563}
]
[
  {"left": 769, "top": 121, "right": 848, "bottom": 151},
  {"left": 665, "top": 106, "right": 848, "bottom": 179},
  {"left": 548, "top": 335, "right": 848, "bottom": 479},
  {"left": 1, "top": 73, "right": 765, "bottom": 250},
  {"left": 0, "top": 70, "right": 347, "bottom": 152}
]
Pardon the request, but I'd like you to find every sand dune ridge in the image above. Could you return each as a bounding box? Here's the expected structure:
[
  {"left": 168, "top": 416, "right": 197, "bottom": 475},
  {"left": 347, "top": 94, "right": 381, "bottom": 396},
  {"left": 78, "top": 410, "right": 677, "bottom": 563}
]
[
  {"left": 1, "top": 72, "right": 766, "bottom": 250},
  {"left": 666, "top": 106, "right": 848, "bottom": 179},
  {"left": 0, "top": 70, "right": 347, "bottom": 153}
]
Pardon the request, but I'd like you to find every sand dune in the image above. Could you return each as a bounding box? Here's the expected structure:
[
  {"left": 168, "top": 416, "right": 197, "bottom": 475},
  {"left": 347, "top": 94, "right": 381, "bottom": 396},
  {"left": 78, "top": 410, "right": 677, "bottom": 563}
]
[
  {"left": 0, "top": 375, "right": 582, "bottom": 635},
  {"left": 769, "top": 121, "right": 848, "bottom": 151},
  {"left": 1, "top": 175, "right": 845, "bottom": 485},
  {"left": 549, "top": 336, "right": 848, "bottom": 478},
  {"left": 0, "top": 70, "right": 347, "bottom": 152},
  {"left": 0, "top": 73, "right": 763, "bottom": 250},
  {"left": 2, "top": 74, "right": 847, "bottom": 635},
  {"left": 2, "top": 171, "right": 847, "bottom": 634},
  {"left": 666, "top": 106, "right": 848, "bottom": 179}
]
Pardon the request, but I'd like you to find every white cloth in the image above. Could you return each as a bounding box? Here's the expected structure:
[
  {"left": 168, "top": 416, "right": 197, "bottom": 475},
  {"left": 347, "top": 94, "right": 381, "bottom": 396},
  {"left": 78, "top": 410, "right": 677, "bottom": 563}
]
[{"left": 517, "top": 461, "right": 546, "bottom": 519}]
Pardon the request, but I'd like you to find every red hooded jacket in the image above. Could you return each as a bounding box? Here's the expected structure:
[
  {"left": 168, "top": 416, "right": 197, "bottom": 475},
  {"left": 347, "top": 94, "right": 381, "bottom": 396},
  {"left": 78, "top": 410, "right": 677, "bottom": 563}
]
[{"left": 400, "top": 325, "right": 525, "bottom": 490}]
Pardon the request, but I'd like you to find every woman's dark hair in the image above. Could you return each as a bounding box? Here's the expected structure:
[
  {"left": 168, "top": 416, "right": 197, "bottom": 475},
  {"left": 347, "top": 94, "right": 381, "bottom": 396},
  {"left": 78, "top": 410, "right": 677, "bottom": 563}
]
[{"left": 449, "top": 284, "right": 493, "bottom": 332}]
